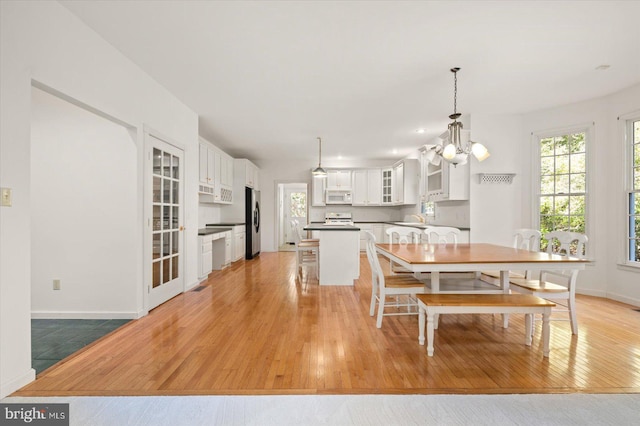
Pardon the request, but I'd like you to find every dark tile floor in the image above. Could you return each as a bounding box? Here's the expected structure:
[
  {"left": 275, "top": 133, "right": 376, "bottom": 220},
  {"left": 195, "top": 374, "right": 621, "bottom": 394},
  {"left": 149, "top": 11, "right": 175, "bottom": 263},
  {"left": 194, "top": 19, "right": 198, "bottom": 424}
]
[{"left": 31, "top": 319, "right": 130, "bottom": 374}]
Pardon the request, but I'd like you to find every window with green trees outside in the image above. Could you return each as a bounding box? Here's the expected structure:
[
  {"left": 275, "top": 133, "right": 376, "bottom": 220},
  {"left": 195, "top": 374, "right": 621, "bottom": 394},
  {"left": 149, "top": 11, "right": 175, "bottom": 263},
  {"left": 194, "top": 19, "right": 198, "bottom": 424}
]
[{"left": 538, "top": 131, "right": 586, "bottom": 251}]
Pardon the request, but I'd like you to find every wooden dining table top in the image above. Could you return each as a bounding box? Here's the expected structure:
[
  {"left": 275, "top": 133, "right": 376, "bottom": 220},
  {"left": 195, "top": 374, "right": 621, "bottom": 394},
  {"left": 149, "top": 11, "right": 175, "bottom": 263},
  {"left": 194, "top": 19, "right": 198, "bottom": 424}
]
[{"left": 375, "top": 242, "right": 588, "bottom": 265}]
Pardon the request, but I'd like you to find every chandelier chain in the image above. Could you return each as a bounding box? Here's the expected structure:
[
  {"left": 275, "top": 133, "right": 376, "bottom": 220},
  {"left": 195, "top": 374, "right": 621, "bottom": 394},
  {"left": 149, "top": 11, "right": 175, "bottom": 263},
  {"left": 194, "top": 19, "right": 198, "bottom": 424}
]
[{"left": 453, "top": 70, "right": 457, "bottom": 115}]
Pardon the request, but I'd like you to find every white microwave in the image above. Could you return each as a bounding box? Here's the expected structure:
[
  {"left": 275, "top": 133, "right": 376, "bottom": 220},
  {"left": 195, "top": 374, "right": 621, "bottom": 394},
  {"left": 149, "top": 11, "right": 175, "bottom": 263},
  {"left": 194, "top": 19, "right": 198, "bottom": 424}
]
[{"left": 326, "top": 190, "right": 352, "bottom": 204}]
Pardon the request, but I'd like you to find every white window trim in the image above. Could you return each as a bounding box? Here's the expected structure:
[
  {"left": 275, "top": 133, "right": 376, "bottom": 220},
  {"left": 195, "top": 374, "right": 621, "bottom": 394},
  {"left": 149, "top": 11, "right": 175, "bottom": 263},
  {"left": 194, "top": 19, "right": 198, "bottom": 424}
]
[
  {"left": 620, "top": 111, "right": 640, "bottom": 268},
  {"left": 531, "top": 123, "right": 594, "bottom": 259}
]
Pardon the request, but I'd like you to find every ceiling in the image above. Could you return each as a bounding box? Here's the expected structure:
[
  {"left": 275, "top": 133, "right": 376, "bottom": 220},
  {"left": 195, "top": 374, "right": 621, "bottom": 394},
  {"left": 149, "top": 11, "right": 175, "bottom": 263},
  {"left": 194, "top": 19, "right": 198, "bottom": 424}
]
[{"left": 59, "top": 1, "right": 640, "bottom": 165}]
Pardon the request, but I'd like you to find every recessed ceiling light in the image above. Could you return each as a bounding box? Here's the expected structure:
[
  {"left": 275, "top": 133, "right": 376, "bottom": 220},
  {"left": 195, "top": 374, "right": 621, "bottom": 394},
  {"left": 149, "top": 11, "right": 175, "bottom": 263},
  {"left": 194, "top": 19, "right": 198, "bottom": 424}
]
[
  {"left": 392, "top": 149, "right": 398, "bottom": 154},
  {"left": 595, "top": 64, "right": 610, "bottom": 71},
  {"left": 416, "top": 129, "right": 425, "bottom": 134},
  {"left": 337, "top": 154, "right": 342, "bottom": 160}
]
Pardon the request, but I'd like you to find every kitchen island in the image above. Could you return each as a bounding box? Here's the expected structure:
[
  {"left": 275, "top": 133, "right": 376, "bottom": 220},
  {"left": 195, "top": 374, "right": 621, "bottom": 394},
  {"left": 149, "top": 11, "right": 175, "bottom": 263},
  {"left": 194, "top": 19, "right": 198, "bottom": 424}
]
[{"left": 303, "top": 224, "right": 360, "bottom": 286}]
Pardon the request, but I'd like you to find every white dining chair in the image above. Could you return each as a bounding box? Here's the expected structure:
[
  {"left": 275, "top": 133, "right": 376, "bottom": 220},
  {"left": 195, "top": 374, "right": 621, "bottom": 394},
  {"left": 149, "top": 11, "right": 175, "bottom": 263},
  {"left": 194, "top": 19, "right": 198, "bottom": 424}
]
[
  {"left": 422, "top": 226, "right": 475, "bottom": 282},
  {"left": 423, "top": 226, "right": 460, "bottom": 244},
  {"left": 291, "top": 220, "right": 319, "bottom": 282},
  {"left": 480, "top": 229, "right": 542, "bottom": 286},
  {"left": 384, "top": 226, "right": 423, "bottom": 274},
  {"left": 364, "top": 231, "right": 428, "bottom": 328},
  {"left": 509, "top": 230, "right": 588, "bottom": 336}
]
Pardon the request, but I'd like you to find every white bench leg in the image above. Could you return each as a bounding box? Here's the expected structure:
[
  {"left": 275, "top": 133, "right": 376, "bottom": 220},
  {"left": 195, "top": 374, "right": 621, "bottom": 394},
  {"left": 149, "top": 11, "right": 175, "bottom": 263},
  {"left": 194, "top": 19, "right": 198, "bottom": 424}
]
[
  {"left": 525, "top": 313, "right": 532, "bottom": 346},
  {"left": 542, "top": 310, "right": 551, "bottom": 357},
  {"left": 426, "top": 311, "right": 435, "bottom": 356},
  {"left": 501, "top": 271, "right": 510, "bottom": 328},
  {"left": 418, "top": 306, "right": 425, "bottom": 345}
]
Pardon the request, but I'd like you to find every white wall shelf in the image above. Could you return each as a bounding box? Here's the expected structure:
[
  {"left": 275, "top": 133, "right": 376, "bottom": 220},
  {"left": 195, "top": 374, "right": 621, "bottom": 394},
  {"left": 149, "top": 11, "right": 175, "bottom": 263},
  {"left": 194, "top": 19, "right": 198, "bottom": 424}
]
[{"left": 478, "top": 173, "right": 516, "bottom": 185}]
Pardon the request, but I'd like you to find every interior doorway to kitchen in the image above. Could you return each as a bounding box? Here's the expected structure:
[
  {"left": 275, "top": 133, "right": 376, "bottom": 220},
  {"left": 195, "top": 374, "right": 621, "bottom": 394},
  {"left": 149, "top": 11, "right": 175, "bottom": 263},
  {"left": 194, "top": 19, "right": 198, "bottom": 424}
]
[{"left": 277, "top": 183, "right": 308, "bottom": 252}]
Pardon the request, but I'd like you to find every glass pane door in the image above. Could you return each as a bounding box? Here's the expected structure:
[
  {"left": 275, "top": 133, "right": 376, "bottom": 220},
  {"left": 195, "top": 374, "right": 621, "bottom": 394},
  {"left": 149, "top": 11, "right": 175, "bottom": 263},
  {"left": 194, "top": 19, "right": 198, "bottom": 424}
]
[{"left": 148, "top": 134, "right": 184, "bottom": 310}]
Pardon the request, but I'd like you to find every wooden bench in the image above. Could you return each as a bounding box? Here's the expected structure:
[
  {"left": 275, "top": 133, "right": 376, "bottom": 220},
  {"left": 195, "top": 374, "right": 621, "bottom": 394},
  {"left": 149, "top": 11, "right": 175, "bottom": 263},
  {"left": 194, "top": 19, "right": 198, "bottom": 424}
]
[{"left": 416, "top": 294, "right": 556, "bottom": 357}]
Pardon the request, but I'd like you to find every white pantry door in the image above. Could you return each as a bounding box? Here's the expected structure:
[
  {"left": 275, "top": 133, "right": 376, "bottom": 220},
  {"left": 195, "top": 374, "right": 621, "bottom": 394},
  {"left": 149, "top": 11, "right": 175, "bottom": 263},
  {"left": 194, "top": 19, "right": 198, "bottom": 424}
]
[{"left": 147, "top": 132, "right": 184, "bottom": 310}]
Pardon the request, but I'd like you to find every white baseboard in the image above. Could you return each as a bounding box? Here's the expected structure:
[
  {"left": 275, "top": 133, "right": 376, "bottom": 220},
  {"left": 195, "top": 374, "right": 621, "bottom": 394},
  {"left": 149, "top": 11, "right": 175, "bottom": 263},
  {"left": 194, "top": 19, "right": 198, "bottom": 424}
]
[
  {"left": 605, "top": 292, "right": 640, "bottom": 308},
  {"left": 1, "top": 368, "right": 35, "bottom": 399},
  {"left": 30, "top": 311, "right": 139, "bottom": 320},
  {"left": 185, "top": 280, "right": 201, "bottom": 291},
  {"left": 576, "top": 288, "right": 607, "bottom": 298}
]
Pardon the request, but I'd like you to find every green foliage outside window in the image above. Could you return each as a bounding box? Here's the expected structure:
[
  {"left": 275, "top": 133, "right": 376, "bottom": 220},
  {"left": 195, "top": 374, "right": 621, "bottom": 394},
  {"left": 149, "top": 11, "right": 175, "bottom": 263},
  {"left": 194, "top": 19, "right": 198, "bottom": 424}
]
[
  {"left": 290, "top": 192, "right": 307, "bottom": 218},
  {"left": 539, "top": 132, "right": 586, "bottom": 251}
]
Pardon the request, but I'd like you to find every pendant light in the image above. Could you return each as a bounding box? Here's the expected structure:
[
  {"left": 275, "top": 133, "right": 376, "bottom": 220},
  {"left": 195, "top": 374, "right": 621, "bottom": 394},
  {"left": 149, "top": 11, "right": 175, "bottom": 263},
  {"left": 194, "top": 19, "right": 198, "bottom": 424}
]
[{"left": 312, "top": 137, "right": 327, "bottom": 177}]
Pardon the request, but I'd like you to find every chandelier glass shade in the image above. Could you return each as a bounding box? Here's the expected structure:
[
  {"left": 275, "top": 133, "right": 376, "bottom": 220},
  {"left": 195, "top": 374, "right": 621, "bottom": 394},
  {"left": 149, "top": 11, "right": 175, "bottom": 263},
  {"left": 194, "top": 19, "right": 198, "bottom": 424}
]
[
  {"left": 426, "top": 68, "right": 490, "bottom": 166},
  {"left": 312, "top": 137, "right": 327, "bottom": 177}
]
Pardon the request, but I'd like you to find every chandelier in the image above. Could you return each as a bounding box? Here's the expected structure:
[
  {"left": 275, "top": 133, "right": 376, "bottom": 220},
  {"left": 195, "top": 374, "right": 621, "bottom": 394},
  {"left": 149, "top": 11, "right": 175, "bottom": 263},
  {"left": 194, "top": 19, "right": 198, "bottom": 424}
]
[
  {"left": 312, "top": 137, "right": 327, "bottom": 177},
  {"left": 425, "top": 68, "right": 490, "bottom": 166}
]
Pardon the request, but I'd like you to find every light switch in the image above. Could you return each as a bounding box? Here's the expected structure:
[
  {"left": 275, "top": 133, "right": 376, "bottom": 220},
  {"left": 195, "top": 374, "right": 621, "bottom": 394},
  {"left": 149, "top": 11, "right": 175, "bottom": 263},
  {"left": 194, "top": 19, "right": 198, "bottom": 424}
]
[{"left": 1, "top": 187, "right": 11, "bottom": 207}]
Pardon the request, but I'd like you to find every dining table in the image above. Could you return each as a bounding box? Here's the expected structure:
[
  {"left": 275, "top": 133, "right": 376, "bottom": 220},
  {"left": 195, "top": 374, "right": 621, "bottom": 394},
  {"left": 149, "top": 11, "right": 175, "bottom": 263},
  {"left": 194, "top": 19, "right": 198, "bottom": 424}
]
[
  {"left": 375, "top": 242, "right": 589, "bottom": 330},
  {"left": 375, "top": 242, "right": 588, "bottom": 293}
]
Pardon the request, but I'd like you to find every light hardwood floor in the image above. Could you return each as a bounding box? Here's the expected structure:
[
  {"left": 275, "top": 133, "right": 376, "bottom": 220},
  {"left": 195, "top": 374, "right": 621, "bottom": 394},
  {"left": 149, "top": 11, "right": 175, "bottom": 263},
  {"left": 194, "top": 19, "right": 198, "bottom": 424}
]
[{"left": 14, "top": 252, "right": 640, "bottom": 396}]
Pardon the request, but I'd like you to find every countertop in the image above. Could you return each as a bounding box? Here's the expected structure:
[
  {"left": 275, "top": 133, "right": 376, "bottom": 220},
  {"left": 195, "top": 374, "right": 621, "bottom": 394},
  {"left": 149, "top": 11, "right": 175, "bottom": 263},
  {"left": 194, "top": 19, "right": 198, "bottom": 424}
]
[
  {"left": 198, "top": 227, "right": 233, "bottom": 236},
  {"left": 205, "top": 223, "right": 245, "bottom": 226},
  {"left": 304, "top": 224, "right": 360, "bottom": 231},
  {"left": 310, "top": 221, "right": 470, "bottom": 231}
]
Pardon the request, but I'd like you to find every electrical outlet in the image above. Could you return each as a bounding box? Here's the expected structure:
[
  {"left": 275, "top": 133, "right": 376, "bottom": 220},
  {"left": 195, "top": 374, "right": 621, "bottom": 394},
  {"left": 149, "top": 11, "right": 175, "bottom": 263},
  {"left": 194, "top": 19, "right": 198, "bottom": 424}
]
[
  {"left": 1, "top": 187, "right": 11, "bottom": 207},
  {"left": 53, "top": 279, "right": 61, "bottom": 290}
]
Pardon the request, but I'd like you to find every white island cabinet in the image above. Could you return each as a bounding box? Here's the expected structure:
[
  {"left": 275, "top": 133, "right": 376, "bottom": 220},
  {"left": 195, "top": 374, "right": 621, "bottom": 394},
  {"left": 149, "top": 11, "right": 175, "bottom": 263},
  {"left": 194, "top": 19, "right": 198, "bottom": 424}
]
[{"left": 303, "top": 224, "right": 360, "bottom": 286}]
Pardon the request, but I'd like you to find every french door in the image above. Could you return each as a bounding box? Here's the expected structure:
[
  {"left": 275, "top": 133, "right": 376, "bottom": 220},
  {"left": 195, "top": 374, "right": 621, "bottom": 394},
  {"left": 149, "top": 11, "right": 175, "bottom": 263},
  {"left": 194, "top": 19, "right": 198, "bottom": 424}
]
[{"left": 146, "top": 132, "right": 184, "bottom": 310}]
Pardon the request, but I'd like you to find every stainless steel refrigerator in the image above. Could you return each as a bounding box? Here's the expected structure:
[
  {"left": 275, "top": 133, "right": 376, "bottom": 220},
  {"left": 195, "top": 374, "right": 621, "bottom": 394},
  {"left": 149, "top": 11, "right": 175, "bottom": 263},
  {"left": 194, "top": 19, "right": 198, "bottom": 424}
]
[{"left": 245, "top": 187, "right": 260, "bottom": 259}]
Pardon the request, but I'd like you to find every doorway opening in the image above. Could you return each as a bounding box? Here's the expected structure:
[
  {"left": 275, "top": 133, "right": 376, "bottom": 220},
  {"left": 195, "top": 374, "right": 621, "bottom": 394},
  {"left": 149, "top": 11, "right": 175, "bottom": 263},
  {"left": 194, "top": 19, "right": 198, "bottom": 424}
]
[
  {"left": 30, "top": 84, "right": 138, "bottom": 373},
  {"left": 277, "top": 183, "right": 309, "bottom": 252}
]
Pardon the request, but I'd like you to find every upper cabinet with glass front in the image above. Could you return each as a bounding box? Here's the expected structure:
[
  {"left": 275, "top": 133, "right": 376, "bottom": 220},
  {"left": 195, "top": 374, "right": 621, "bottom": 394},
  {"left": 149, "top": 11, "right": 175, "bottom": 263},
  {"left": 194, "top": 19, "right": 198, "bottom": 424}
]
[{"left": 426, "top": 159, "right": 469, "bottom": 201}]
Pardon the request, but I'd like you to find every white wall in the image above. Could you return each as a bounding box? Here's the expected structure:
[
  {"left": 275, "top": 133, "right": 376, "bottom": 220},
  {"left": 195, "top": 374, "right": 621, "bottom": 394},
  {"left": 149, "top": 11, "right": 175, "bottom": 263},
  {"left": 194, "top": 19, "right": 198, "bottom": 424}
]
[
  {"left": 521, "top": 84, "right": 640, "bottom": 305},
  {"left": 469, "top": 114, "right": 524, "bottom": 244},
  {"left": 0, "top": 2, "right": 198, "bottom": 397},
  {"left": 30, "top": 87, "right": 138, "bottom": 317}
]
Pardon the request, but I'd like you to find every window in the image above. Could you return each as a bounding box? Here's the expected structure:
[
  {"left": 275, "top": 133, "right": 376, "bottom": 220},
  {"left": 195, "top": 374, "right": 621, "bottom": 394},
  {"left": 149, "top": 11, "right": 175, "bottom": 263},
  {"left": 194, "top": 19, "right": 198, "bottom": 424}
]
[
  {"left": 627, "top": 118, "right": 640, "bottom": 264},
  {"left": 537, "top": 131, "right": 587, "bottom": 251},
  {"left": 289, "top": 192, "right": 307, "bottom": 218}
]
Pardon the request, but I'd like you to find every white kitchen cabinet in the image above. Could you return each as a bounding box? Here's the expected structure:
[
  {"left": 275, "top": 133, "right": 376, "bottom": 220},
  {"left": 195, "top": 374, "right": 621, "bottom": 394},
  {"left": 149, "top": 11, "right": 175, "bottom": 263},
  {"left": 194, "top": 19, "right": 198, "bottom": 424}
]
[
  {"left": 355, "top": 223, "right": 373, "bottom": 251},
  {"left": 373, "top": 223, "right": 385, "bottom": 243},
  {"left": 352, "top": 169, "right": 382, "bottom": 206},
  {"left": 354, "top": 223, "right": 386, "bottom": 249},
  {"left": 233, "top": 225, "right": 245, "bottom": 261},
  {"left": 198, "top": 234, "right": 213, "bottom": 279},
  {"left": 311, "top": 175, "right": 326, "bottom": 206},
  {"left": 199, "top": 143, "right": 215, "bottom": 186},
  {"left": 381, "top": 168, "right": 393, "bottom": 205},
  {"left": 383, "top": 224, "right": 394, "bottom": 243},
  {"left": 327, "top": 170, "right": 352, "bottom": 189},
  {"left": 199, "top": 139, "right": 234, "bottom": 204},
  {"left": 393, "top": 162, "right": 404, "bottom": 204},
  {"left": 235, "top": 158, "right": 260, "bottom": 190},
  {"left": 392, "top": 159, "right": 419, "bottom": 205},
  {"left": 427, "top": 160, "right": 469, "bottom": 201},
  {"left": 225, "top": 231, "right": 232, "bottom": 265},
  {"left": 245, "top": 161, "right": 259, "bottom": 189}
]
